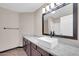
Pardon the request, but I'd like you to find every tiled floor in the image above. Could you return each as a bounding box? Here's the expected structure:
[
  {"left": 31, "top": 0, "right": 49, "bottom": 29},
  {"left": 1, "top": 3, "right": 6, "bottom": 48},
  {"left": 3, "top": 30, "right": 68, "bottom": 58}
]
[{"left": 0, "top": 48, "right": 27, "bottom": 56}]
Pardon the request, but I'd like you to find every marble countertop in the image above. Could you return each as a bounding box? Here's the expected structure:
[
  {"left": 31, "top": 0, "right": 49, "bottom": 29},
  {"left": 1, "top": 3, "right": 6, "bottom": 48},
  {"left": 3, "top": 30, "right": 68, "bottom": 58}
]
[{"left": 24, "top": 35, "right": 79, "bottom": 56}]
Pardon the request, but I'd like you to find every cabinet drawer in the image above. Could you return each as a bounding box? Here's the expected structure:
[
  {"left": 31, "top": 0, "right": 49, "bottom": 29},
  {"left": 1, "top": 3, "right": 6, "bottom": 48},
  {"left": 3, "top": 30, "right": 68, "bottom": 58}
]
[
  {"left": 37, "top": 47, "right": 49, "bottom": 56},
  {"left": 31, "top": 47, "right": 41, "bottom": 56},
  {"left": 31, "top": 43, "right": 37, "bottom": 49}
]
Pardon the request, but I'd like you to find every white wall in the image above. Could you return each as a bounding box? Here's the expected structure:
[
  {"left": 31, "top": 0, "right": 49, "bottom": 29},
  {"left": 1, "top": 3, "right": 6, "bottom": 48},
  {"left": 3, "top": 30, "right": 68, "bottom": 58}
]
[
  {"left": 19, "top": 4, "right": 46, "bottom": 37},
  {"left": 19, "top": 8, "right": 43, "bottom": 46},
  {"left": 34, "top": 8, "right": 42, "bottom": 35},
  {"left": 0, "top": 8, "right": 36, "bottom": 50},
  {"left": 19, "top": 13, "right": 35, "bottom": 46},
  {"left": 19, "top": 13, "right": 35, "bottom": 35},
  {"left": 0, "top": 4, "right": 44, "bottom": 51},
  {"left": 0, "top": 7, "right": 20, "bottom": 51},
  {"left": 44, "top": 19, "right": 48, "bottom": 33},
  {"left": 19, "top": 9, "right": 42, "bottom": 36}
]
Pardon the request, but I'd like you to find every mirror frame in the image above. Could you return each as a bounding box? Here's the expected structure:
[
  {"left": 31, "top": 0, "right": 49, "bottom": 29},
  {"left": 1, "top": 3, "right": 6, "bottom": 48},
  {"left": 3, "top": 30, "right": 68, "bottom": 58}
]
[{"left": 42, "top": 3, "right": 78, "bottom": 40}]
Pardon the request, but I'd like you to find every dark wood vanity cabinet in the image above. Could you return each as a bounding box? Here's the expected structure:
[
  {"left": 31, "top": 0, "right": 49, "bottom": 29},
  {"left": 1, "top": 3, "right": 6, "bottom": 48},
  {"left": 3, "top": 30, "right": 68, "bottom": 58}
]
[
  {"left": 31, "top": 47, "right": 41, "bottom": 56},
  {"left": 23, "top": 38, "right": 26, "bottom": 51},
  {"left": 23, "top": 38, "right": 30, "bottom": 56},
  {"left": 23, "top": 37, "right": 52, "bottom": 56},
  {"left": 37, "top": 46, "right": 49, "bottom": 56}
]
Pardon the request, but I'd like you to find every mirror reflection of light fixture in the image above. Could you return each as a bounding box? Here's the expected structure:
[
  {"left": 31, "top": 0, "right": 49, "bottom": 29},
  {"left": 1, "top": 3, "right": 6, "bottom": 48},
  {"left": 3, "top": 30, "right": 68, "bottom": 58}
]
[
  {"left": 55, "top": 3, "right": 63, "bottom": 6},
  {"left": 46, "top": 5, "right": 50, "bottom": 11},
  {"left": 50, "top": 3, "right": 55, "bottom": 9}
]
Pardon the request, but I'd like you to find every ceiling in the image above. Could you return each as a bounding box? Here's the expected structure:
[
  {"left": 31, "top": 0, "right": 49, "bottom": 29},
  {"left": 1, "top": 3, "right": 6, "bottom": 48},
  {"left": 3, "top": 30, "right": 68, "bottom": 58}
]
[{"left": 0, "top": 3, "right": 44, "bottom": 12}]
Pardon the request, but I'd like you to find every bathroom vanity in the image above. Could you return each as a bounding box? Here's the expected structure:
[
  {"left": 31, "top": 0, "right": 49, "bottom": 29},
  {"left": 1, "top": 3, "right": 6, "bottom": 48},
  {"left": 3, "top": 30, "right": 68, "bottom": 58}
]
[
  {"left": 23, "top": 35, "right": 79, "bottom": 56},
  {"left": 23, "top": 36, "right": 52, "bottom": 56}
]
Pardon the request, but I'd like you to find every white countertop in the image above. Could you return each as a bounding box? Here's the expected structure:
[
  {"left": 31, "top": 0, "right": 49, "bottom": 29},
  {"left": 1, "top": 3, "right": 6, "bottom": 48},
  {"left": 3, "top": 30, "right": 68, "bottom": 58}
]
[{"left": 24, "top": 35, "right": 79, "bottom": 56}]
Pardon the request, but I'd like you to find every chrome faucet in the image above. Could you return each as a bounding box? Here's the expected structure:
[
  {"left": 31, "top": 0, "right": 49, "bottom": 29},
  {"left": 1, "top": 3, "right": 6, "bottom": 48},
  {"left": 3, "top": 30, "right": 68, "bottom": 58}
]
[
  {"left": 49, "top": 31, "right": 55, "bottom": 38},
  {"left": 50, "top": 31, "right": 53, "bottom": 38}
]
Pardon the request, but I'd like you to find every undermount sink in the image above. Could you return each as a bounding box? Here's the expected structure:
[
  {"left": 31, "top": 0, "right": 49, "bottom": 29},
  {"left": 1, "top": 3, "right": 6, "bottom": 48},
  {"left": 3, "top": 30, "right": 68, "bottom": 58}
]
[{"left": 38, "top": 36, "right": 58, "bottom": 49}]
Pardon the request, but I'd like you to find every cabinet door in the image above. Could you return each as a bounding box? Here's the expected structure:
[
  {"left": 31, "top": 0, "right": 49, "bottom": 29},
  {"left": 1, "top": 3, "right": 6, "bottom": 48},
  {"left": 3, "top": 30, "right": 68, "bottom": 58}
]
[
  {"left": 23, "top": 38, "right": 26, "bottom": 51},
  {"left": 23, "top": 38, "right": 31, "bottom": 56},
  {"left": 31, "top": 43, "right": 37, "bottom": 49},
  {"left": 31, "top": 47, "right": 41, "bottom": 56},
  {"left": 37, "top": 47, "right": 49, "bottom": 56},
  {"left": 26, "top": 44, "right": 30, "bottom": 56},
  {"left": 23, "top": 38, "right": 25, "bottom": 47}
]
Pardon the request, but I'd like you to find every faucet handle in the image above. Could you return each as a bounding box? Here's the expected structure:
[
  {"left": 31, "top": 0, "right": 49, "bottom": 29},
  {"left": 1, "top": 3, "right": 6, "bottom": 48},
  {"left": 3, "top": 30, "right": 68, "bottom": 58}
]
[{"left": 50, "top": 31, "right": 52, "bottom": 38}]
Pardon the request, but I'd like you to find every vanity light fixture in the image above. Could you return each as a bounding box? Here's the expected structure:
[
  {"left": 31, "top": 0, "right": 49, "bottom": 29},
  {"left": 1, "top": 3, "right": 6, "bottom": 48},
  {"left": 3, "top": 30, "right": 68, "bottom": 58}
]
[
  {"left": 42, "top": 3, "right": 65, "bottom": 14},
  {"left": 42, "top": 8, "right": 46, "bottom": 13},
  {"left": 45, "top": 5, "right": 50, "bottom": 11}
]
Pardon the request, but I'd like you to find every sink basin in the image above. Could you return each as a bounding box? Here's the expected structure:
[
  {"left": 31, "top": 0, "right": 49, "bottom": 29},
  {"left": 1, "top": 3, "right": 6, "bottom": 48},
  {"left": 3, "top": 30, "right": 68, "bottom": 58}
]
[{"left": 38, "top": 37, "right": 58, "bottom": 49}]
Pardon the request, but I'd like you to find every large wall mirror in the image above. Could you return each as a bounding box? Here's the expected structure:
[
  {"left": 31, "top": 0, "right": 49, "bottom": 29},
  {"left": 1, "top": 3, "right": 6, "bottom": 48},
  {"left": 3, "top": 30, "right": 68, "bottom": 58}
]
[{"left": 42, "top": 3, "right": 78, "bottom": 40}]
